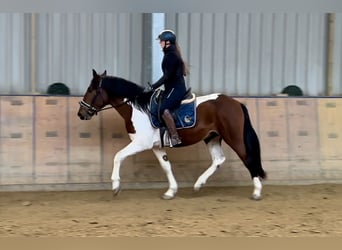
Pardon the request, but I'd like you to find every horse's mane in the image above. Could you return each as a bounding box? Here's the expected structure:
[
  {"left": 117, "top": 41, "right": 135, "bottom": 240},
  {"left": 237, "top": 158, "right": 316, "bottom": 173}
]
[{"left": 101, "top": 76, "right": 153, "bottom": 112}]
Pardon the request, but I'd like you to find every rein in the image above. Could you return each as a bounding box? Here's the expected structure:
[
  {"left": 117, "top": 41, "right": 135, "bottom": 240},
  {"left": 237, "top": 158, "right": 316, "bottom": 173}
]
[{"left": 79, "top": 99, "right": 129, "bottom": 115}]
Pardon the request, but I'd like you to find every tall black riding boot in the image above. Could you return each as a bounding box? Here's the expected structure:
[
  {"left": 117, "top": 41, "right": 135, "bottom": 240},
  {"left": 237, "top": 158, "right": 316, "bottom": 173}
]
[{"left": 162, "top": 109, "right": 182, "bottom": 146}]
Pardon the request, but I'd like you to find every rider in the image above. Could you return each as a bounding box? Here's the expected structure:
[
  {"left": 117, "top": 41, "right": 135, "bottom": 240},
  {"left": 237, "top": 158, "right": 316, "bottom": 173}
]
[{"left": 151, "top": 29, "right": 189, "bottom": 146}]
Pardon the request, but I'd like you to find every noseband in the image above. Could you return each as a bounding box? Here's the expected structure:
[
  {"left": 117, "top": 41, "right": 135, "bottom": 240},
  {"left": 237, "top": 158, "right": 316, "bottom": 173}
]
[{"left": 79, "top": 99, "right": 109, "bottom": 115}]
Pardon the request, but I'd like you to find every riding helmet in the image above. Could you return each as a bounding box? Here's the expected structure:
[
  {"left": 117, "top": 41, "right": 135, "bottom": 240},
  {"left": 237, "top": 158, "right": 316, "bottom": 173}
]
[{"left": 157, "top": 30, "right": 176, "bottom": 44}]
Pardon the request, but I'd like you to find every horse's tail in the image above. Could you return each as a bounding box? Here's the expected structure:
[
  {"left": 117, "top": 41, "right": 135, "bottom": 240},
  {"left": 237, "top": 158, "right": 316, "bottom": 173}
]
[{"left": 241, "top": 103, "right": 267, "bottom": 179}]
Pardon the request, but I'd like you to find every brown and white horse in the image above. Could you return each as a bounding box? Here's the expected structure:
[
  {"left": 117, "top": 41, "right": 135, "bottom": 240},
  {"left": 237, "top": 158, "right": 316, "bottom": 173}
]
[{"left": 77, "top": 69, "right": 267, "bottom": 200}]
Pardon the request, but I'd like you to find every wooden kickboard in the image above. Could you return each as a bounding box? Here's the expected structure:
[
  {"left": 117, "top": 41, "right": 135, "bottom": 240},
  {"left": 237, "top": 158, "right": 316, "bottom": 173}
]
[
  {"left": 0, "top": 96, "right": 34, "bottom": 184},
  {"left": 320, "top": 160, "right": 342, "bottom": 180},
  {"left": 1, "top": 96, "right": 341, "bottom": 190},
  {"left": 34, "top": 97, "right": 68, "bottom": 184},
  {"left": 318, "top": 99, "right": 342, "bottom": 160},
  {"left": 288, "top": 160, "right": 323, "bottom": 181},
  {"left": 257, "top": 98, "right": 289, "bottom": 161},
  {"left": 286, "top": 98, "right": 319, "bottom": 160},
  {"left": 262, "top": 161, "right": 290, "bottom": 183}
]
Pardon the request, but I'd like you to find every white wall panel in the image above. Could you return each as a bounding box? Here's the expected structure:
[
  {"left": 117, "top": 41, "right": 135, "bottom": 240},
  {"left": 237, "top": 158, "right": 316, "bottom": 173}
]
[
  {"left": 0, "top": 13, "right": 144, "bottom": 95},
  {"left": 35, "top": 13, "right": 144, "bottom": 94},
  {"left": 1, "top": 13, "right": 341, "bottom": 96},
  {"left": 0, "top": 14, "right": 29, "bottom": 94},
  {"left": 166, "top": 13, "right": 331, "bottom": 96}
]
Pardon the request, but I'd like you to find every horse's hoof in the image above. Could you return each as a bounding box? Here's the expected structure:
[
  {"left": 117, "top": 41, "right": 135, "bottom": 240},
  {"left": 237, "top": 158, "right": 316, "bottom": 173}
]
[
  {"left": 193, "top": 183, "right": 203, "bottom": 192},
  {"left": 162, "top": 194, "right": 175, "bottom": 200},
  {"left": 251, "top": 194, "right": 262, "bottom": 201},
  {"left": 112, "top": 188, "right": 121, "bottom": 197}
]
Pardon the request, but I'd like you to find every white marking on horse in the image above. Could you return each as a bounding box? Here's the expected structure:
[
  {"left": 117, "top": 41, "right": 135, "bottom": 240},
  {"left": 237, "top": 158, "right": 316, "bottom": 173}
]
[
  {"left": 252, "top": 177, "right": 262, "bottom": 200},
  {"left": 194, "top": 136, "right": 226, "bottom": 191},
  {"left": 196, "top": 93, "right": 220, "bottom": 106}
]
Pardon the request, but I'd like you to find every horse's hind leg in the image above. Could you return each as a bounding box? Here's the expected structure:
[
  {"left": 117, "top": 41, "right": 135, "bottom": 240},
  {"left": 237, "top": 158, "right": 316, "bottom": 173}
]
[
  {"left": 221, "top": 138, "right": 264, "bottom": 200},
  {"left": 194, "top": 136, "right": 226, "bottom": 191},
  {"left": 223, "top": 132, "right": 265, "bottom": 200},
  {"left": 152, "top": 147, "right": 178, "bottom": 200},
  {"left": 242, "top": 106, "right": 266, "bottom": 200}
]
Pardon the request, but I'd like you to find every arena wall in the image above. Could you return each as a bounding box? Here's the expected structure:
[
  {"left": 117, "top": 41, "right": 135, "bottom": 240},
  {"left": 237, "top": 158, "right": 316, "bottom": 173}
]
[{"left": 0, "top": 95, "right": 341, "bottom": 191}]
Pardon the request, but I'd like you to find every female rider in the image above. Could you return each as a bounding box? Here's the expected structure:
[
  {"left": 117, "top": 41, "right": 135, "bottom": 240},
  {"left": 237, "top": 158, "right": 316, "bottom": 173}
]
[{"left": 151, "top": 29, "right": 189, "bottom": 146}]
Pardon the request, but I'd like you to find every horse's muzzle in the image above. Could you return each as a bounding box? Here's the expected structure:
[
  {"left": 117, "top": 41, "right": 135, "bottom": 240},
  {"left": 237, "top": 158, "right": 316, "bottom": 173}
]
[
  {"left": 78, "top": 113, "right": 86, "bottom": 120},
  {"left": 77, "top": 109, "right": 93, "bottom": 120}
]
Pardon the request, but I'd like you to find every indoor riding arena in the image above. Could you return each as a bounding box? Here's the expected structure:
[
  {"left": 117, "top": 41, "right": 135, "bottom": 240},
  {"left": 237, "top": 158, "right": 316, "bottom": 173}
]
[{"left": 1, "top": 12, "right": 342, "bottom": 237}]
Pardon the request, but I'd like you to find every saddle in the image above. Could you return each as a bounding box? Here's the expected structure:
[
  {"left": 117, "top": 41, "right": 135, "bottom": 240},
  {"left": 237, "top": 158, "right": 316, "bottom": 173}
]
[{"left": 149, "top": 88, "right": 196, "bottom": 128}]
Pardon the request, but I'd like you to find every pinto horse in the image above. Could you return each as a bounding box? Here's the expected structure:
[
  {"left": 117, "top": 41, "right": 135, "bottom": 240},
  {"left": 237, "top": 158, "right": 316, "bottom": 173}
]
[{"left": 77, "top": 69, "right": 266, "bottom": 200}]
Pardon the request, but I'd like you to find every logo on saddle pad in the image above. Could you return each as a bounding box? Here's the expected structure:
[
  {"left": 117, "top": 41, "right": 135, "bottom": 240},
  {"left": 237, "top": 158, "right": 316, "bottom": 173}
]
[{"left": 149, "top": 90, "right": 197, "bottom": 129}]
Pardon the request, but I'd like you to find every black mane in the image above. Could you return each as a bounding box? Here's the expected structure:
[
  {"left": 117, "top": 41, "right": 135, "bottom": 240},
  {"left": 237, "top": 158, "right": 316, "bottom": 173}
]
[{"left": 101, "top": 76, "right": 153, "bottom": 111}]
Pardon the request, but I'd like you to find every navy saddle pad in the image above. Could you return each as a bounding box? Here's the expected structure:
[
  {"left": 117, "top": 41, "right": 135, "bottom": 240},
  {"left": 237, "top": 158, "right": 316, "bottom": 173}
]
[{"left": 149, "top": 90, "right": 196, "bottom": 129}]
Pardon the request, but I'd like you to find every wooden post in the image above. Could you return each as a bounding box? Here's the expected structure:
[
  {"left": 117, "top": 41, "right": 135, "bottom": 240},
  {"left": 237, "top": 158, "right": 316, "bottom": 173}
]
[
  {"left": 30, "top": 13, "right": 37, "bottom": 94},
  {"left": 326, "top": 13, "right": 335, "bottom": 96}
]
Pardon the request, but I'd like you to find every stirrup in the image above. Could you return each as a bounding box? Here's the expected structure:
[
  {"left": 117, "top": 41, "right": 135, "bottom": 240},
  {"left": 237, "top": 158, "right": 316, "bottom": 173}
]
[{"left": 170, "top": 136, "right": 182, "bottom": 147}]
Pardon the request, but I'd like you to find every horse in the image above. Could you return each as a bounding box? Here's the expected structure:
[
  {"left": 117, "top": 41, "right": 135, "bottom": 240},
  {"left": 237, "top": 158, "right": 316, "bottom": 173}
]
[{"left": 77, "top": 69, "right": 267, "bottom": 200}]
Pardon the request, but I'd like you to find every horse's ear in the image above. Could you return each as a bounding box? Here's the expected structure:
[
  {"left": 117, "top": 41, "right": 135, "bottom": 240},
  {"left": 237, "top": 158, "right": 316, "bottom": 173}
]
[
  {"left": 92, "top": 69, "right": 98, "bottom": 77},
  {"left": 101, "top": 70, "right": 107, "bottom": 77}
]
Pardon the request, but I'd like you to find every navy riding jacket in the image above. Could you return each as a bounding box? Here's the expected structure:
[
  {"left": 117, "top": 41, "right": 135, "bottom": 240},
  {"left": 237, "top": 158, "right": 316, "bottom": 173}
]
[{"left": 152, "top": 44, "right": 187, "bottom": 113}]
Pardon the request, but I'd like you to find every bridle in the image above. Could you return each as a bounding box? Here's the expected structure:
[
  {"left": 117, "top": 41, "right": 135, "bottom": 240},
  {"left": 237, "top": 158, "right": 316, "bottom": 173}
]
[
  {"left": 79, "top": 79, "right": 129, "bottom": 116},
  {"left": 79, "top": 100, "right": 112, "bottom": 116}
]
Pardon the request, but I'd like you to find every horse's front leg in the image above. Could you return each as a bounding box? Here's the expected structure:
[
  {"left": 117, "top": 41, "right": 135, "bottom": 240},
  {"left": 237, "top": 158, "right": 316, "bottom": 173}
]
[
  {"left": 152, "top": 148, "right": 178, "bottom": 200},
  {"left": 111, "top": 140, "right": 151, "bottom": 196}
]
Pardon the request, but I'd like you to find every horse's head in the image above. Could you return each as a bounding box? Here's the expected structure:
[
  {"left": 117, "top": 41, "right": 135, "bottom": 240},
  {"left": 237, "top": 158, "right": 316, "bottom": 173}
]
[{"left": 77, "top": 69, "right": 109, "bottom": 120}]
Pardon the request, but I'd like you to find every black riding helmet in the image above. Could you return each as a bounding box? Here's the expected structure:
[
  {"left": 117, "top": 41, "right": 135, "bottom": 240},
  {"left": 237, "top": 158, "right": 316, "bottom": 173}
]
[{"left": 157, "top": 30, "right": 176, "bottom": 44}]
